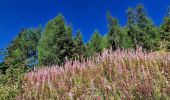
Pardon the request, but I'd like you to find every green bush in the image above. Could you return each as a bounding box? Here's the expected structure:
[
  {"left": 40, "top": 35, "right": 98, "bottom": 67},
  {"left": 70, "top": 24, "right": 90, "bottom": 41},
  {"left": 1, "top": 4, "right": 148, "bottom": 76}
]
[
  {"left": 0, "top": 67, "right": 24, "bottom": 100},
  {"left": 0, "top": 84, "right": 19, "bottom": 100}
]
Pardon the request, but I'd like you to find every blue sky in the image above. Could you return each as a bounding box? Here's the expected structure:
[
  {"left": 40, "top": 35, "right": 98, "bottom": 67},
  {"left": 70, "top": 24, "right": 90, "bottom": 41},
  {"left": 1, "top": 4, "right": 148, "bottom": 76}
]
[{"left": 0, "top": 0, "right": 170, "bottom": 50}]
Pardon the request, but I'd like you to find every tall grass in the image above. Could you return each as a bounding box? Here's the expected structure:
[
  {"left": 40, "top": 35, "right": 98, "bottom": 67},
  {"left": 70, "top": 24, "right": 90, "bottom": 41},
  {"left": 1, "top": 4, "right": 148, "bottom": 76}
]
[{"left": 18, "top": 48, "right": 170, "bottom": 99}]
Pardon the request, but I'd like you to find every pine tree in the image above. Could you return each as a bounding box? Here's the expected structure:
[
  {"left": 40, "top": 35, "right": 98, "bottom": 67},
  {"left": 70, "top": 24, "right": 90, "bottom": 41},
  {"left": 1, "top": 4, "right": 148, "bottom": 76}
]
[
  {"left": 92, "top": 30, "right": 103, "bottom": 53},
  {"left": 102, "top": 34, "right": 109, "bottom": 49},
  {"left": 38, "top": 14, "right": 74, "bottom": 66},
  {"left": 159, "top": 6, "right": 170, "bottom": 51},
  {"left": 135, "top": 4, "right": 157, "bottom": 51},
  {"left": 121, "top": 28, "right": 133, "bottom": 49},
  {"left": 72, "top": 30, "right": 85, "bottom": 60},
  {"left": 126, "top": 7, "right": 137, "bottom": 48},
  {"left": 85, "top": 30, "right": 103, "bottom": 57},
  {"left": 85, "top": 42, "right": 94, "bottom": 58},
  {"left": 107, "top": 13, "right": 119, "bottom": 50},
  {"left": 107, "top": 12, "right": 132, "bottom": 50}
]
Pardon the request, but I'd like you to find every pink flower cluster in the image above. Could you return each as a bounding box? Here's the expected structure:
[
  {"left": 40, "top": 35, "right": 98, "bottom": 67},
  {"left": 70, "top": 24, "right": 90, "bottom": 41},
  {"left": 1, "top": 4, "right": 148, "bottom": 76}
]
[{"left": 19, "top": 48, "right": 170, "bottom": 99}]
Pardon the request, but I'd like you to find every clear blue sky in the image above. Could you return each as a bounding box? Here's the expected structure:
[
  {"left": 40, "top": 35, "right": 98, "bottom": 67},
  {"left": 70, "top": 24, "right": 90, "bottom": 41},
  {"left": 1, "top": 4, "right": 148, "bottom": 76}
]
[{"left": 0, "top": 0, "right": 170, "bottom": 49}]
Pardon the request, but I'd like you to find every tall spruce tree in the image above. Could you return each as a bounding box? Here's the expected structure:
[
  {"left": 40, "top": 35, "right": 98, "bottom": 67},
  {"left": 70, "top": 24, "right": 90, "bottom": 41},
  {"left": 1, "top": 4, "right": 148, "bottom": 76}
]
[
  {"left": 135, "top": 4, "right": 158, "bottom": 51},
  {"left": 126, "top": 7, "right": 137, "bottom": 48},
  {"left": 159, "top": 6, "right": 170, "bottom": 51},
  {"left": 107, "top": 13, "right": 119, "bottom": 50},
  {"left": 85, "top": 30, "right": 103, "bottom": 57},
  {"left": 120, "top": 28, "right": 133, "bottom": 49},
  {"left": 102, "top": 34, "right": 109, "bottom": 49},
  {"left": 38, "top": 14, "right": 74, "bottom": 66},
  {"left": 72, "top": 30, "right": 85, "bottom": 60},
  {"left": 107, "top": 12, "right": 132, "bottom": 50},
  {"left": 91, "top": 30, "right": 103, "bottom": 53}
]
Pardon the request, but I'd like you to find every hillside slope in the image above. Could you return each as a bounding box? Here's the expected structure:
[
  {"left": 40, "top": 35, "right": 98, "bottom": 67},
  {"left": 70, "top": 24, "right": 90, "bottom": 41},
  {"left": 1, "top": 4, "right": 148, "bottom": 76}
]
[{"left": 19, "top": 49, "right": 170, "bottom": 99}]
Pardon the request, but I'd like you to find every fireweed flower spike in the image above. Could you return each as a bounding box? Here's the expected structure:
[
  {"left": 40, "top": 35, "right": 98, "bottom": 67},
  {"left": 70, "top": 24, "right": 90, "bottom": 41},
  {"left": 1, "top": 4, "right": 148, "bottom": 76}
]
[{"left": 20, "top": 48, "right": 170, "bottom": 99}]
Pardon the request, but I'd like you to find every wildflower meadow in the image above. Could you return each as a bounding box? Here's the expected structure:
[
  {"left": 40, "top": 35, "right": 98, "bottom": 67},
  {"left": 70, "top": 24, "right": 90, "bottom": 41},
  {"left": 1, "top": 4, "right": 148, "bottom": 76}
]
[{"left": 19, "top": 48, "right": 170, "bottom": 99}]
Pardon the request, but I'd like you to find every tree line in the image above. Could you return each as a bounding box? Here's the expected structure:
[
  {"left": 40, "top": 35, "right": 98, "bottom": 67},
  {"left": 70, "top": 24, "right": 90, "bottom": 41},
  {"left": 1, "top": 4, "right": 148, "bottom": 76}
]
[{"left": 1, "top": 4, "right": 170, "bottom": 74}]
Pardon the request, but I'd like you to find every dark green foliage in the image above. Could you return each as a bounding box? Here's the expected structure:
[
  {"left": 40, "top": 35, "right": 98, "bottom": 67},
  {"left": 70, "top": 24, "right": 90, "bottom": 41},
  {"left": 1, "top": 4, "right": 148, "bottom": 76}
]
[
  {"left": 127, "top": 8, "right": 135, "bottom": 27},
  {"left": 5, "top": 27, "right": 41, "bottom": 70},
  {"left": 72, "top": 30, "right": 85, "bottom": 60},
  {"left": 126, "top": 7, "right": 138, "bottom": 48},
  {"left": 135, "top": 4, "right": 158, "bottom": 51},
  {"left": 0, "top": 62, "right": 7, "bottom": 74},
  {"left": 126, "top": 4, "right": 158, "bottom": 51},
  {"left": 85, "top": 30, "right": 103, "bottom": 57},
  {"left": 107, "top": 12, "right": 133, "bottom": 50},
  {"left": 91, "top": 30, "right": 103, "bottom": 53},
  {"left": 85, "top": 42, "right": 94, "bottom": 57},
  {"left": 38, "top": 14, "right": 74, "bottom": 66},
  {"left": 159, "top": 16, "right": 170, "bottom": 51},
  {"left": 107, "top": 14, "right": 119, "bottom": 50},
  {"left": 102, "top": 35, "right": 109, "bottom": 49},
  {"left": 120, "top": 28, "right": 134, "bottom": 49}
]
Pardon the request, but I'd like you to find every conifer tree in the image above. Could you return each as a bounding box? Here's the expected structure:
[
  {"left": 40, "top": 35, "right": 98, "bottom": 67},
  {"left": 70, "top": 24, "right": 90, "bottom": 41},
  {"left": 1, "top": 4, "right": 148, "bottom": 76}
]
[
  {"left": 72, "top": 30, "right": 85, "bottom": 60},
  {"left": 107, "top": 13, "right": 119, "bottom": 50},
  {"left": 159, "top": 6, "right": 170, "bottom": 51},
  {"left": 121, "top": 28, "right": 133, "bottom": 49},
  {"left": 38, "top": 14, "right": 74, "bottom": 66},
  {"left": 102, "top": 35, "right": 109, "bottom": 49},
  {"left": 107, "top": 12, "right": 133, "bottom": 50},
  {"left": 85, "top": 30, "right": 103, "bottom": 57},
  {"left": 5, "top": 28, "right": 41, "bottom": 68},
  {"left": 135, "top": 4, "right": 158, "bottom": 51},
  {"left": 126, "top": 7, "right": 137, "bottom": 48},
  {"left": 92, "top": 30, "right": 103, "bottom": 53}
]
